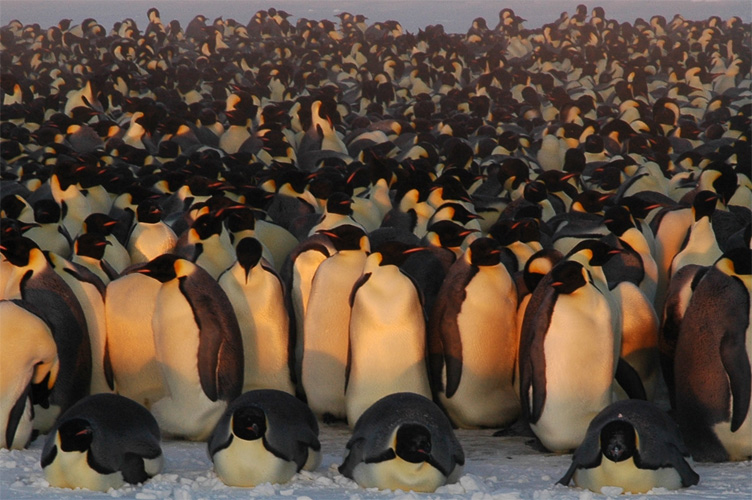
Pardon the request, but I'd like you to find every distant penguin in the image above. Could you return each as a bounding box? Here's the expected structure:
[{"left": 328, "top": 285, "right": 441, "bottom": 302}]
[
  {"left": 429, "top": 238, "right": 520, "bottom": 428},
  {"left": 208, "top": 389, "right": 320, "bottom": 487},
  {"left": 218, "top": 238, "right": 294, "bottom": 395},
  {"left": 339, "top": 392, "right": 464, "bottom": 493},
  {"left": 175, "top": 212, "right": 236, "bottom": 279},
  {"left": 519, "top": 260, "right": 617, "bottom": 452},
  {"left": 41, "top": 394, "right": 163, "bottom": 491},
  {"left": 345, "top": 242, "right": 432, "bottom": 427},
  {"left": 0, "top": 237, "right": 91, "bottom": 433},
  {"left": 301, "top": 225, "right": 369, "bottom": 422},
  {"left": 558, "top": 399, "right": 699, "bottom": 493},
  {"left": 0, "top": 300, "right": 59, "bottom": 449},
  {"left": 23, "top": 199, "right": 72, "bottom": 258},
  {"left": 126, "top": 200, "right": 177, "bottom": 265},
  {"left": 104, "top": 270, "right": 166, "bottom": 409},
  {"left": 673, "top": 248, "right": 751, "bottom": 462},
  {"left": 71, "top": 233, "right": 118, "bottom": 284},
  {"left": 81, "top": 214, "right": 131, "bottom": 274},
  {"left": 137, "top": 254, "right": 244, "bottom": 440}
]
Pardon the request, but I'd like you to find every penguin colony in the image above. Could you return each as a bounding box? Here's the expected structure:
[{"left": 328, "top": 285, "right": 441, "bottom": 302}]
[{"left": 0, "top": 3, "right": 750, "bottom": 494}]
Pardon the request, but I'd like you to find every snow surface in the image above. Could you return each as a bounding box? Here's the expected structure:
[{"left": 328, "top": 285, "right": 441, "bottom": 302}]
[{"left": 2, "top": 423, "right": 750, "bottom": 499}]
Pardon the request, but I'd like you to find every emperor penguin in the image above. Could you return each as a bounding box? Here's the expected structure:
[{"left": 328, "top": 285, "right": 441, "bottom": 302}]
[
  {"left": 301, "top": 225, "right": 369, "bottom": 422},
  {"left": 0, "top": 237, "right": 91, "bottom": 433},
  {"left": 0, "top": 300, "right": 59, "bottom": 449},
  {"left": 46, "top": 252, "right": 112, "bottom": 395},
  {"left": 175, "top": 212, "right": 236, "bottom": 279},
  {"left": 429, "top": 237, "right": 520, "bottom": 429},
  {"left": 673, "top": 248, "right": 752, "bottom": 462},
  {"left": 137, "top": 254, "right": 244, "bottom": 440},
  {"left": 339, "top": 392, "right": 464, "bottom": 493},
  {"left": 126, "top": 199, "right": 177, "bottom": 265},
  {"left": 345, "top": 241, "right": 432, "bottom": 427},
  {"left": 41, "top": 394, "right": 163, "bottom": 491},
  {"left": 23, "top": 199, "right": 72, "bottom": 258},
  {"left": 281, "top": 233, "right": 336, "bottom": 393},
  {"left": 519, "top": 260, "right": 617, "bottom": 453},
  {"left": 669, "top": 191, "right": 723, "bottom": 278},
  {"left": 208, "top": 389, "right": 320, "bottom": 487},
  {"left": 81, "top": 213, "right": 131, "bottom": 274},
  {"left": 558, "top": 399, "right": 699, "bottom": 493},
  {"left": 218, "top": 238, "right": 294, "bottom": 395},
  {"left": 104, "top": 268, "right": 166, "bottom": 409}
]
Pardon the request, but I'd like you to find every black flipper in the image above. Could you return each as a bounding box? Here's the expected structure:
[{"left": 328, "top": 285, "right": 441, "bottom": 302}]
[
  {"left": 615, "top": 358, "right": 648, "bottom": 400},
  {"left": 120, "top": 453, "right": 148, "bottom": 484},
  {"left": 5, "top": 384, "right": 31, "bottom": 448}
]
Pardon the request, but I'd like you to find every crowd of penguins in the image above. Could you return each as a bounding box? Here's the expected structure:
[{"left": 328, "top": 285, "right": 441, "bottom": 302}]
[{"left": 1, "top": 3, "right": 751, "bottom": 495}]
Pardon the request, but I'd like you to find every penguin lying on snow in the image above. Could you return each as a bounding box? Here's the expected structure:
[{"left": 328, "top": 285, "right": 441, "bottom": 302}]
[
  {"left": 339, "top": 392, "right": 464, "bottom": 492},
  {"left": 41, "top": 393, "right": 163, "bottom": 491},
  {"left": 208, "top": 389, "right": 320, "bottom": 487},
  {"left": 558, "top": 399, "right": 699, "bottom": 494}
]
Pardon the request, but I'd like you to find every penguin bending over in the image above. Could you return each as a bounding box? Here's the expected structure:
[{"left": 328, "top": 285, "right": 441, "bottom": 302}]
[
  {"left": 558, "top": 399, "right": 699, "bottom": 493},
  {"left": 339, "top": 392, "right": 464, "bottom": 493},
  {"left": 208, "top": 389, "right": 320, "bottom": 486},
  {"left": 41, "top": 394, "right": 163, "bottom": 491}
]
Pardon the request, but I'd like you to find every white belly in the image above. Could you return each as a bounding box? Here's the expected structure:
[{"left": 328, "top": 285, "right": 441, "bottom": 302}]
[
  {"left": 213, "top": 438, "right": 297, "bottom": 487},
  {"left": 352, "top": 457, "right": 455, "bottom": 493},
  {"left": 574, "top": 456, "right": 683, "bottom": 493}
]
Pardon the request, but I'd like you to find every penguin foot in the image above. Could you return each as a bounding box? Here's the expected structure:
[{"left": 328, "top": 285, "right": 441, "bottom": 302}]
[
  {"left": 524, "top": 437, "right": 550, "bottom": 453},
  {"left": 322, "top": 412, "right": 344, "bottom": 425},
  {"left": 493, "top": 419, "right": 535, "bottom": 437}
]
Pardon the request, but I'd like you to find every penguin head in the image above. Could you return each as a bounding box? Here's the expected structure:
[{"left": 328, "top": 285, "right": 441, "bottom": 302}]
[
  {"left": 33, "top": 199, "right": 62, "bottom": 224},
  {"left": 567, "top": 240, "right": 621, "bottom": 267},
  {"left": 425, "top": 220, "right": 477, "bottom": 249},
  {"left": 395, "top": 424, "right": 432, "bottom": 464},
  {"left": 0, "top": 235, "right": 40, "bottom": 266},
  {"left": 317, "top": 224, "right": 369, "bottom": 252},
  {"left": 83, "top": 213, "right": 118, "bottom": 236},
  {"left": 371, "top": 241, "right": 424, "bottom": 268},
  {"left": 325, "top": 192, "right": 353, "bottom": 216},
  {"left": 232, "top": 406, "right": 266, "bottom": 441},
  {"left": 58, "top": 418, "right": 94, "bottom": 452},
  {"left": 467, "top": 237, "right": 501, "bottom": 267},
  {"left": 603, "top": 205, "right": 635, "bottom": 236},
  {"left": 75, "top": 233, "right": 111, "bottom": 260},
  {"left": 600, "top": 420, "right": 636, "bottom": 463},
  {"left": 191, "top": 213, "right": 224, "bottom": 240},
  {"left": 523, "top": 248, "right": 564, "bottom": 292},
  {"left": 236, "top": 237, "right": 263, "bottom": 277},
  {"left": 692, "top": 191, "right": 718, "bottom": 221},
  {"left": 136, "top": 199, "right": 163, "bottom": 224},
  {"left": 224, "top": 205, "right": 256, "bottom": 233},
  {"left": 137, "top": 253, "right": 180, "bottom": 283},
  {"left": 550, "top": 260, "right": 588, "bottom": 294}
]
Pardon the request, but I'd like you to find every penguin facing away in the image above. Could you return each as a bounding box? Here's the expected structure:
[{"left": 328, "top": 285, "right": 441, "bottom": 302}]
[
  {"left": 41, "top": 393, "right": 163, "bottom": 491},
  {"left": 558, "top": 399, "right": 699, "bottom": 493},
  {"left": 429, "top": 237, "right": 520, "bottom": 429},
  {"left": 137, "top": 254, "right": 244, "bottom": 440},
  {"left": 0, "top": 300, "right": 59, "bottom": 449},
  {"left": 339, "top": 392, "right": 464, "bottom": 493},
  {"left": 345, "top": 241, "right": 432, "bottom": 427},
  {"left": 218, "top": 237, "right": 294, "bottom": 395},
  {"left": 301, "top": 224, "right": 369, "bottom": 422},
  {"left": 208, "top": 389, "right": 320, "bottom": 487}
]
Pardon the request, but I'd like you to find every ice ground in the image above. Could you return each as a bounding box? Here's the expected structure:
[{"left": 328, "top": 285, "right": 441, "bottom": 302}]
[{"left": 1, "top": 424, "right": 750, "bottom": 500}]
